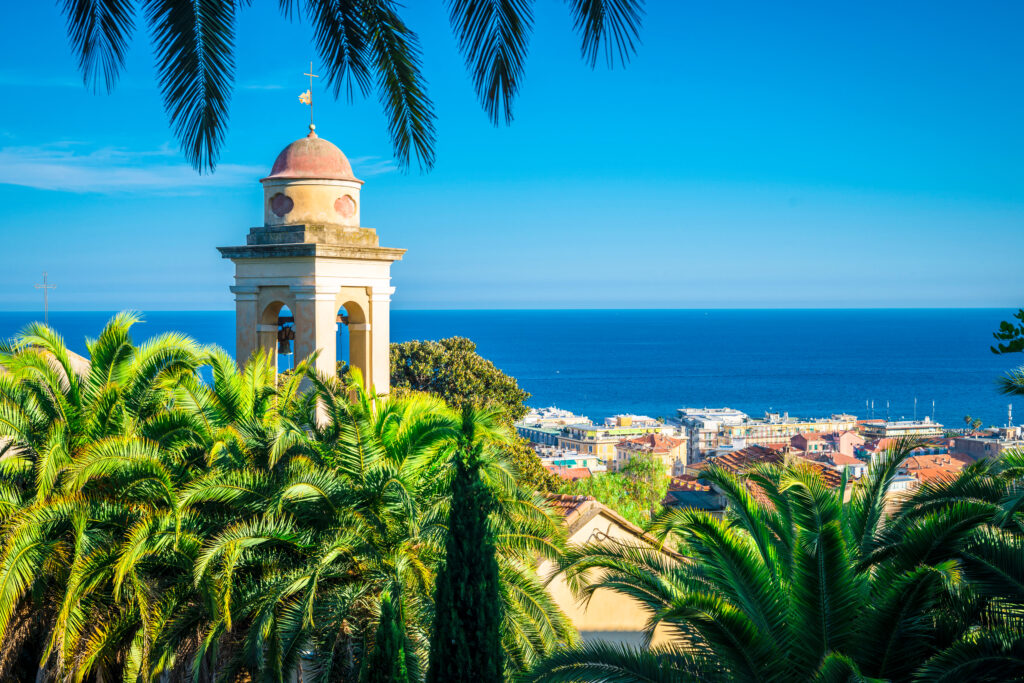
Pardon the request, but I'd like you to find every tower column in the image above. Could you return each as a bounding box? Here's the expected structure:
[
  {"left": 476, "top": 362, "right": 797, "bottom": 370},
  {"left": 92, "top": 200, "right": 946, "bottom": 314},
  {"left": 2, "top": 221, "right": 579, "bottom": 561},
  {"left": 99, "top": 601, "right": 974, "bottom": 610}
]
[
  {"left": 370, "top": 286, "right": 394, "bottom": 395},
  {"left": 292, "top": 285, "right": 339, "bottom": 379},
  {"left": 231, "top": 286, "right": 260, "bottom": 365}
]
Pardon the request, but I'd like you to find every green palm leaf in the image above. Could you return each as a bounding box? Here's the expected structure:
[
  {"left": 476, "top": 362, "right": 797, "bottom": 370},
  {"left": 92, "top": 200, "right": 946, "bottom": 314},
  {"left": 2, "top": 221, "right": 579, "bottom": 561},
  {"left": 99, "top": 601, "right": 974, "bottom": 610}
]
[{"left": 144, "top": 0, "right": 236, "bottom": 173}]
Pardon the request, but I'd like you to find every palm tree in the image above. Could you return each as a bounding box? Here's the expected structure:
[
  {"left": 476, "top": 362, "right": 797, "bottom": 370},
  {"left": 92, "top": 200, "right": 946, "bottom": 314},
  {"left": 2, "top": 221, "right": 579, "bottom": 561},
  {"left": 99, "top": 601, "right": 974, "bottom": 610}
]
[
  {"left": 0, "top": 316, "right": 574, "bottom": 681},
  {"left": 186, "top": 366, "right": 573, "bottom": 681},
  {"left": 529, "top": 438, "right": 1024, "bottom": 682},
  {"left": 56, "top": 0, "right": 644, "bottom": 173},
  {"left": 0, "top": 313, "right": 208, "bottom": 681}
]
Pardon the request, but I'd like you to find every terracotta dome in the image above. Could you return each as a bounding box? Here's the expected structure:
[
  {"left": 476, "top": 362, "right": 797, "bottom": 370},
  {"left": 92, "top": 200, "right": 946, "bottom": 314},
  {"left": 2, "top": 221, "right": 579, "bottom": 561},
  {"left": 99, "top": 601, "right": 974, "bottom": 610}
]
[{"left": 263, "top": 126, "right": 357, "bottom": 181}]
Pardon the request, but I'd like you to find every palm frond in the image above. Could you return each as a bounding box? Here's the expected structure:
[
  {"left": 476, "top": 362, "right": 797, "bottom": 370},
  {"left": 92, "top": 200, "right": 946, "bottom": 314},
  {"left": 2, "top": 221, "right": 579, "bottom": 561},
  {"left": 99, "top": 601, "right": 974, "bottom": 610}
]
[
  {"left": 448, "top": 0, "right": 533, "bottom": 125},
  {"left": 144, "top": 0, "right": 236, "bottom": 172},
  {"left": 564, "top": 0, "right": 644, "bottom": 68},
  {"left": 59, "top": 0, "right": 137, "bottom": 92}
]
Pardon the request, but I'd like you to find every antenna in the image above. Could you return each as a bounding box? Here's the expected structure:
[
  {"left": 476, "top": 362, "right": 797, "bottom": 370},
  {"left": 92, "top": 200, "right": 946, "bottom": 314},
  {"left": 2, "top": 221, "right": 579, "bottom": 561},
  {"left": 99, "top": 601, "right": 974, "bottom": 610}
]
[{"left": 34, "top": 272, "right": 56, "bottom": 326}]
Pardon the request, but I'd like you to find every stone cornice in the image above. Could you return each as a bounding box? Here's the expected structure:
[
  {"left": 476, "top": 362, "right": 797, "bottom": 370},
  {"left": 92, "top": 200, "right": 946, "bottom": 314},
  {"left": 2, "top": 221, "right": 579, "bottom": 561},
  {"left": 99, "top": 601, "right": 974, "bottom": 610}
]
[{"left": 218, "top": 243, "right": 405, "bottom": 262}]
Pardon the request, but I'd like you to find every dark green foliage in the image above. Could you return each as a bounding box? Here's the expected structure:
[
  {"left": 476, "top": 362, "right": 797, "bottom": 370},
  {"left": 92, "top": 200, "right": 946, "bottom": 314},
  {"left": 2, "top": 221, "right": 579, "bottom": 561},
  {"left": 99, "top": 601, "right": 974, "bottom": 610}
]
[
  {"left": 991, "top": 309, "right": 1024, "bottom": 354},
  {"left": 390, "top": 337, "right": 530, "bottom": 424},
  {"left": 989, "top": 309, "right": 1024, "bottom": 395},
  {"left": 505, "top": 436, "right": 561, "bottom": 493},
  {"left": 390, "top": 336, "right": 559, "bottom": 492},
  {"left": 427, "top": 440, "right": 504, "bottom": 682},
  {"left": 361, "top": 591, "right": 409, "bottom": 683}
]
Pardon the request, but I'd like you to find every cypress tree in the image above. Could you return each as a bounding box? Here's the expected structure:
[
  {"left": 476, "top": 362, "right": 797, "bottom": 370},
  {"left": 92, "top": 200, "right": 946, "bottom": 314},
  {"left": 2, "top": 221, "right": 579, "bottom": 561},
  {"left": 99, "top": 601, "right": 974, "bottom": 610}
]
[
  {"left": 426, "top": 443, "right": 504, "bottom": 682},
  {"left": 361, "top": 590, "right": 409, "bottom": 683}
]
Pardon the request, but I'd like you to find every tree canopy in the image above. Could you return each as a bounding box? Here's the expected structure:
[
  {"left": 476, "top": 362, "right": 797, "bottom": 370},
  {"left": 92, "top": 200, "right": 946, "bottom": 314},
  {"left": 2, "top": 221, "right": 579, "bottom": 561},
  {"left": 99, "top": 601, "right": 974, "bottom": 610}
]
[
  {"left": 559, "top": 453, "right": 669, "bottom": 527},
  {"left": 390, "top": 336, "right": 559, "bottom": 492}
]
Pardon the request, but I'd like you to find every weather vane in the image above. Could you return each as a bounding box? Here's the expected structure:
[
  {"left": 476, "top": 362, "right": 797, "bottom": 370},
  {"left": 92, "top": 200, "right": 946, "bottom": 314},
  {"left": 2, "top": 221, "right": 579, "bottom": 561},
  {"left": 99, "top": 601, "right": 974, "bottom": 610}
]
[{"left": 300, "top": 61, "right": 318, "bottom": 130}]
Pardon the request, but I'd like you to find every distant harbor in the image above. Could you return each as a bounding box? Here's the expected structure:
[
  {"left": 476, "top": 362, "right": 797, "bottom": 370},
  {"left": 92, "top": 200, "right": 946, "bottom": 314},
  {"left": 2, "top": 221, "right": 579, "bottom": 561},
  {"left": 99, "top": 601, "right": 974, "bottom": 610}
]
[{"left": 516, "top": 404, "right": 1023, "bottom": 500}]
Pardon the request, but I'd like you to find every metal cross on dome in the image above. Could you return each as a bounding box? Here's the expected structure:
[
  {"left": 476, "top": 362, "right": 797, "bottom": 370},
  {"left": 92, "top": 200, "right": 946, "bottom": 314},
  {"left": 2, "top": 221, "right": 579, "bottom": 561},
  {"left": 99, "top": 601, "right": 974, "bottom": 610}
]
[{"left": 300, "top": 62, "right": 319, "bottom": 128}]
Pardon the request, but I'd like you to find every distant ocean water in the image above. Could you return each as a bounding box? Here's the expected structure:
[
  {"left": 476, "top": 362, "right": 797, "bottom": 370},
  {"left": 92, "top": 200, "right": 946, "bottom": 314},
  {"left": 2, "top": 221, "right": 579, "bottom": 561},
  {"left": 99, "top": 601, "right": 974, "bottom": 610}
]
[{"left": 0, "top": 309, "right": 1019, "bottom": 429}]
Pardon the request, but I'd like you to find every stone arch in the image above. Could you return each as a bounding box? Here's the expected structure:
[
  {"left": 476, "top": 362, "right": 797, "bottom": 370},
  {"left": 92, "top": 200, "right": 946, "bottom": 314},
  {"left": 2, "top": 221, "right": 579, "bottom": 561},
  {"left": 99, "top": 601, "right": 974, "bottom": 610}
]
[
  {"left": 256, "top": 287, "right": 298, "bottom": 371},
  {"left": 335, "top": 288, "right": 371, "bottom": 386}
]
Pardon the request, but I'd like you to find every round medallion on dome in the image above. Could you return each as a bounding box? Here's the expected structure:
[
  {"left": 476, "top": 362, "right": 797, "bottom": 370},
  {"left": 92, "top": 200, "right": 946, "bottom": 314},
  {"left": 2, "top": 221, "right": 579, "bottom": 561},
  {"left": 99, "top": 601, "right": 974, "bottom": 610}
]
[{"left": 263, "top": 126, "right": 359, "bottom": 182}]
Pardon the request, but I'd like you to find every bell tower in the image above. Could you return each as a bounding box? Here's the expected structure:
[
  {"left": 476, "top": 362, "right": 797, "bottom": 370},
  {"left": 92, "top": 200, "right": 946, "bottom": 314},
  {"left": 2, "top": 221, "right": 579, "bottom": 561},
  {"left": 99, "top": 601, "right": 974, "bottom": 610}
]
[{"left": 219, "top": 125, "right": 404, "bottom": 393}]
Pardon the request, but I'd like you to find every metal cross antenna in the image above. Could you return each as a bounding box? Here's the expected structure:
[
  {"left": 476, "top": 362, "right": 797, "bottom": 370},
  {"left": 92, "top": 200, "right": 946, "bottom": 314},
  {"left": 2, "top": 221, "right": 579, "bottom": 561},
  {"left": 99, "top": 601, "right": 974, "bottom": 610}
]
[
  {"left": 303, "top": 61, "right": 319, "bottom": 127},
  {"left": 34, "top": 272, "right": 56, "bottom": 326}
]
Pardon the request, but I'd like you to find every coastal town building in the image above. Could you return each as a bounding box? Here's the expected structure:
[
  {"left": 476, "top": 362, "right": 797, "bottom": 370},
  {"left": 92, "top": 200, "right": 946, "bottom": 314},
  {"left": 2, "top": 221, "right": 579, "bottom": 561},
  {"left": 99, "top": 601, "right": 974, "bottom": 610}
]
[
  {"left": 700, "top": 444, "right": 845, "bottom": 489},
  {"left": 676, "top": 408, "right": 857, "bottom": 461},
  {"left": 521, "top": 406, "right": 590, "bottom": 428},
  {"left": 541, "top": 494, "right": 681, "bottom": 646},
  {"left": 859, "top": 417, "right": 944, "bottom": 440},
  {"left": 855, "top": 437, "right": 953, "bottom": 461},
  {"left": 675, "top": 407, "right": 748, "bottom": 459},
  {"left": 952, "top": 429, "right": 1024, "bottom": 461},
  {"left": 516, "top": 423, "right": 563, "bottom": 446},
  {"left": 219, "top": 125, "right": 403, "bottom": 392},
  {"left": 534, "top": 446, "right": 605, "bottom": 476},
  {"left": 613, "top": 433, "right": 687, "bottom": 475},
  {"left": 516, "top": 406, "right": 590, "bottom": 445},
  {"left": 719, "top": 412, "right": 858, "bottom": 449},
  {"left": 602, "top": 414, "right": 661, "bottom": 428},
  {"left": 555, "top": 417, "right": 668, "bottom": 464},
  {"left": 806, "top": 451, "right": 868, "bottom": 479},
  {"left": 899, "top": 453, "right": 971, "bottom": 485}
]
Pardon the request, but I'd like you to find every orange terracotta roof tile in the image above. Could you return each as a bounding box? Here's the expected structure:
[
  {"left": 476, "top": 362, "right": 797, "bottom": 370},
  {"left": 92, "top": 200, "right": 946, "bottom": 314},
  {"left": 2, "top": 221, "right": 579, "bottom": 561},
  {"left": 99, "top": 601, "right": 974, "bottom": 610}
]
[
  {"left": 544, "top": 465, "right": 592, "bottom": 481},
  {"left": 617, "top": 433, "right": 684, "bottom": 453}
]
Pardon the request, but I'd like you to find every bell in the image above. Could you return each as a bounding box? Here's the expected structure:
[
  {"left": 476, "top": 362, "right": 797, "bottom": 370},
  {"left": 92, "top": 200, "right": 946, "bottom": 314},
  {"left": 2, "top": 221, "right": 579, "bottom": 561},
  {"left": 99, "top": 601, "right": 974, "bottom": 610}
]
[{"left": 277, "top": 325, "right": 295, "bottom": 355}]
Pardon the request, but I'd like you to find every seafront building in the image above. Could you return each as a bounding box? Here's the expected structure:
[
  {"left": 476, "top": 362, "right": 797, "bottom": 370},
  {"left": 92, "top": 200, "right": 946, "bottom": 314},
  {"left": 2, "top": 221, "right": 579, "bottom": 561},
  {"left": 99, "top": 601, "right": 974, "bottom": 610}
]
[
  {"left": 952, "top": 426, "right": 1024, "bottom": 461},
  {"left": 522, "top": 406, "right": 591, "bottom": 428},
  {"left": 516, "top": 407, "right": 590, "bottom": 446},
  {"left": 719, "top": 412, "right": 858, "bottom": 450},
  {"left": 859, "top": 417, "right": 944, "bottom": 440},
  {"left": 675, "top": 408, "right": 857, "bottom": 460},
  {"left": 674, "top": 408, "right": 749, "bottom": 458},
  {"left": 557, "top": 417, "right": 670, "bottom": 463}
]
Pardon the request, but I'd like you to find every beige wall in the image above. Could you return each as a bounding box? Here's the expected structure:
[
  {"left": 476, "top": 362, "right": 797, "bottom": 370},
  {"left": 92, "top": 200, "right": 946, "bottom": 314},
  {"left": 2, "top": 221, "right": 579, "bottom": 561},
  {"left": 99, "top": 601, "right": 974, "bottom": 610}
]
[{"left": 541, "top": 510, "right": 677, "bottom": 647}]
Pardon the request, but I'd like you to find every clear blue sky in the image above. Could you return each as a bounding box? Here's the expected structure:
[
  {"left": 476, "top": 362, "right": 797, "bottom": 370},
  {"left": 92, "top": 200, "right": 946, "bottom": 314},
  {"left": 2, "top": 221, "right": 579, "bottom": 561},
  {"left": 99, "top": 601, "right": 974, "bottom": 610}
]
[{"left": 1, "top": 1, "right": 1022, "bottom": 310}]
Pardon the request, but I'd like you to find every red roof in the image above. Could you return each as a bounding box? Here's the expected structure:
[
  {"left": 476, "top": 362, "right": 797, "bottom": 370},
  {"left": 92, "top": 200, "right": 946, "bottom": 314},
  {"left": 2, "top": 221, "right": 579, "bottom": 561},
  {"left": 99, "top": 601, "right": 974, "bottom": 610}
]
[
  {"left": 669, "top": 476, "right": 710, "bottom": 493},
  {"left": 616, "top": 433, "right": 683, "bottom": 453},
  {"left": 707, "top": 445, "right": 784, "bottom": 473},
  {"left": 829, "top": 453, "right": 865, "bottom": 467},
  {"left": 264, "top": 129, "right": 358, "bottom": 181},
  {"left": 706, "top": 446, "right": 844, "bottom": 489},
  {"left": 544, "top": 465, "right": 592, "bottom": 481}
]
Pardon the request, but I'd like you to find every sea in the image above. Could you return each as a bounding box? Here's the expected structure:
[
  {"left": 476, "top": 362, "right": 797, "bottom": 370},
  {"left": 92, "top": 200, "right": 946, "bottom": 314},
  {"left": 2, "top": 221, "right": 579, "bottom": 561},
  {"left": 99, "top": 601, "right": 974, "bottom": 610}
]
[{"left": 0, "top": 309, "right": 1019, "bottom": 429}]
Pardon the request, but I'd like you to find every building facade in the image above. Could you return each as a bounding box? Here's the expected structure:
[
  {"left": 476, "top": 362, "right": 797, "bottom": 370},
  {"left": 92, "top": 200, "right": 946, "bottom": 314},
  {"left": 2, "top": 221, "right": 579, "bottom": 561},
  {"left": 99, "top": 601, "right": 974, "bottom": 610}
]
[
  {"left": 859, "top": 418, "right": 944, "bottom": 440},
  {"left": 613, "top": 433, "right": 687, "bottom": 475}
]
